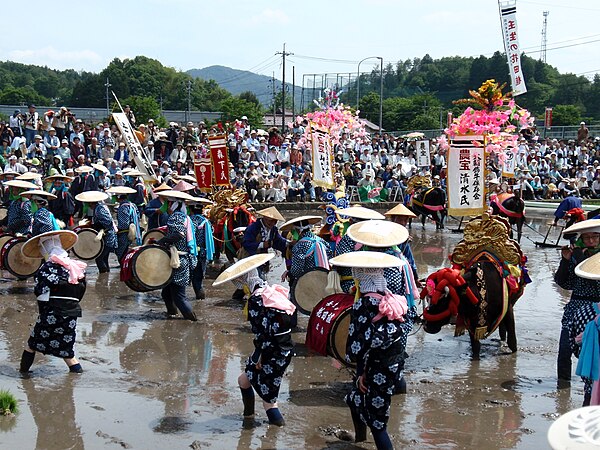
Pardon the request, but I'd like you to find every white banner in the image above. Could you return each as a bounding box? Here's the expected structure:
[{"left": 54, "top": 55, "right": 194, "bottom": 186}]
[
  {"left": 499, "top": 1, "right": 527, "bottom": 96},
  {"left": 416, "top": 140, "right": 431, "bottom": 167},
  {"left": 502, "top": 147, "right": 517, "bottom": 178},
  {"left": 112, "top": 112, "right": 155, "bottom": 181},
  {"left": 309, "top": 122, "right": 335, "bottom": 189},
  {"left": 447, "top": 139, "right": 485, "bottom": 216}
]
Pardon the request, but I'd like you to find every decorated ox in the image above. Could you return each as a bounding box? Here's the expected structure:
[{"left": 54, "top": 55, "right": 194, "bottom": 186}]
[
  {"left": 208, "top": 189, "right": 256, "bottom": 263},
  {"left": 422, "top": 214, "right": 529, "bottom": 359},
  {"left": 410, "top": 186, "right": 447, "bottom": 230},
  {"left": 489, "top": 193, "right": 525, "bottom": 243}
]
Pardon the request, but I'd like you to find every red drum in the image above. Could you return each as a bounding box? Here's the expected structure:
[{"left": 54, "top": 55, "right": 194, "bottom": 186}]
[
  {"left": 120, "top": 244, "right": 173, "bottom": 292},
  {"left": 142, "top": 226, "right": 167, "bottom": 245},
  {"left": 0, "top": 232, "right": 15, "bottom": 267},
  {"left": 306, "top": 293, "right": 356, "bottom": 367},
  {"left": 1, "top": 236, "right": 42, "bottom": 279},
  {"left": 72, "top": 226, "right": 104, "bottom": 260}
]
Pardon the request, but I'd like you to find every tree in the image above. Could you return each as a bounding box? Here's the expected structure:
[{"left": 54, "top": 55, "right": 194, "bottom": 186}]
[
  {"left": 239, "top": 91, "right": 260, "bottom": 107},
  {"left": 0, "top": 86, "right": 50, "bottom": 106},
  {"left": 121, "top": 96, "right": 162, "bottom": 125},
  {"left": 552, "top": 104, "right": 582, "bottom": 125},
  {"left": 219, "top": 96, "right": 264, "bottom": 127}
]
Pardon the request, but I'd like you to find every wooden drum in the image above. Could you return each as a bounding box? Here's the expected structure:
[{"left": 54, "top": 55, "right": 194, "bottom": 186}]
[
  {"left": 72, "top": 226, "right": 104, "bottom": 260},
  {"left": 120, "top": 244, "right": 173, "bottom": 292},
  {"left": 142, "top": 226, "right": 167, "bottom": 245},
  {"left": 1, "top": 236, "right": 42, "bottom": 279},
  {"left": 291, "top": 268, "right": 330, "bottom": 315}
]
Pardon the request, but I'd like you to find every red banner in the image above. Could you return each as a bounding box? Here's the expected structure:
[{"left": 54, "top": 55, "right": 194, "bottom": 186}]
[
  {"left": 209, "top": 135, "right": 230, "bottom": 187},
  {"left": 194, "top": 158, "right": 212, "bottom": 190},
  {"left": 545, "top": 107, "right": 553, "bottom": 129}
]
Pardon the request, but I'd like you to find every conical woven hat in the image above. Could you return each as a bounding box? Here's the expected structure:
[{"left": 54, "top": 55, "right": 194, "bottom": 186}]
[
  {"left": 152, "top": 183, "right": 171, "bottom": 193},
  {"left": 16, "top": 172, "right": 42, "bottom": 181},
  {"left": 75, "top": 190, "right": 109, "bottom": 203},
  {"left": 21, "top": 230, "right": 78, "bottom": 259},
  {"left": 213, "top": 253, "right": 274, "bottom": 286},
  {"left": 107, "top": 186, "right": 136, "bottom": 195},
  {"left": 173, "top": 180, "right": 195, "bottom": 192},
  {"left": 563, "top": 219, "right": 600, "bottom": 236},
  {"left": 336, "top": 206, "right": 385, "bottom": 220},
  {"left": 4, "top": 180, "right": 39, "bottom": 190},
  {"left": 256, "top": 206, "right": 285, "bottom": 222},
  {"left": 156, "top": 190, "right": 195, "bottom": 202},
  {"left": 575, "top": 252, "right": 600, "bottom": 280},
  {"left": 20, "top": 190, "right": 57, "bottom": 200},
  {"left": 74, "top": 165, "right": 93, "bottom": 173},
  {"left": 279, "top": 215, "right": 322, "bottom": 233},
  {"left": 329, "top": 251, "right": 400, "bottom": 268},
  {"left": 384, "top": 203, "right": 416, "bottom": 218},
  {"left": 347, "top": 220, "right": 409, "bottom": 247}
]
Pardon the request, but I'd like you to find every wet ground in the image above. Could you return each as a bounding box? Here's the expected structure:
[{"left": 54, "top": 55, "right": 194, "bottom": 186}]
[{"left": 0, "top": 210, "right": 582, "bottom": 449}]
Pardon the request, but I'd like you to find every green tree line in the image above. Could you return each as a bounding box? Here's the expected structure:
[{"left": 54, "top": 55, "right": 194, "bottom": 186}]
[{"left": 0, "top": 53, "right": 598, "bottom": 130}]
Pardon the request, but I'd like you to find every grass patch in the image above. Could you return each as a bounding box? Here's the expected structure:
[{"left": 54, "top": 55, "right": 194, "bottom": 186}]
[{"left": 0, "top": 389, "right": 19, "bottom": 415}]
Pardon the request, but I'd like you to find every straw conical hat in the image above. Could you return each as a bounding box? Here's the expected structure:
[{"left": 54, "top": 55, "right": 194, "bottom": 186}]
[
  {"left": 75, "top": 190, "right": 109, "bottom": 203},
  {"left": 3, "top": 180, "right": 39, "bottom": 190},
  {"left": 44, "top": 174, "right": 73, "bottom": 183},
  {"left": 336, "top": 206, "right": 385, "bottom": 220},
  {"left": 173, "top": 180, "right": 195, "bottom": 192},
  {"left": 21, "top": 230, "right": 78, "bottom": 259},
  {"left": 213, "top": 253, "right": 274, "bottom": 286},
  {"left": 575, "top": 252, "right": 600, "bottom": 280},
  {"left": 107, "top": 186, "right": 136, "bottom": 195},
  {"left": 124, "top": 169, "right": 144, "bottom": 177},
  {"left": 347, "top": 220, "right": 409, "bottom": 247},
  {"left": 384, "top": 203, "right": 416, "bottom": 218},
  {"left": 256, "top": 206, "right": 285, "bottom": 222},
  {"left": 174, "top": 174, "right": 197, "bottom": 184},
  {"left": 156, "top": 190, "right": 196, "bottom": 202},
  {"left": 0, "top": 170, "right": 17, "bottom": 180},
  {"left": 20, "top": 190, "right": 57, "bottom": 200},
  {"left": 563, "top": 219, "right": 600, "bottom": 236},
  {"left": 74, "top": 165, "right": 93, "bottom": 174},
  {"left": 280, "top": 215, "right": 322, "bottom": 233},
  {"left": 152, "top": 183, "right": 171, "bottom": 193},
  {"left": 92, "top": 163, "right": 109, "bottom": 174},
  {"left": 329, "top": 251, "right": 400, "bottom": 268},
  {"left": 187, "top": 196, "right": 214, "bottom": 205},
  {"left": 16, "top": 172, "right": 42, "bottom": 181}
]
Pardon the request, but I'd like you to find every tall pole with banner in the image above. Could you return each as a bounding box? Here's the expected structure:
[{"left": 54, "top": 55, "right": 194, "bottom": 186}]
[{"left": 498, "top": 0, "right": 527, "bottom": 96}]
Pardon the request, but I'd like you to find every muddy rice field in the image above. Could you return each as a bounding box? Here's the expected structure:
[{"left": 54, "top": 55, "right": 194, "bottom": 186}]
[{"left": 0, "top": 211, "right": 583, "bottom": 449}]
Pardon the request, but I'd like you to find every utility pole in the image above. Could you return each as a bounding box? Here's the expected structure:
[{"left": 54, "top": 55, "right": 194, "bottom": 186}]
[
  {"left": 186, "top": 80, "right": 192, "bottom": 123},
  {"left": 292, "top": 66, "right": 296, "bottom": 118},
  {"left": 276, "top": 43, "right": 293, "bottom": 133},
  {"left": 271, "top": 72, "right": 276, "bottom": 126},
  {"left": 540, "top": 11, "right": 549, "bottom": 63},
  {"left": 104, "top": 78, "right": 111, "bottom": 118}
]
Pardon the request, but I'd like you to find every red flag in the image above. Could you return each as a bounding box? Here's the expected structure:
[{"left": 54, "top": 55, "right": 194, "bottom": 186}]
[
  {"left": 194, "top": 158, "right": 212, "bottom": 189},
  {"left": 209, "top": 135, "right": 230, "bottom": 187}
]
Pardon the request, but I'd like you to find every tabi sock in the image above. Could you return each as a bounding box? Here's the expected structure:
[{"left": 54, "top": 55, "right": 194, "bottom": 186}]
[
  {"left": 19, "top": 350, "right": 35, "bottom": 373},
  {"left": 69, "top": 363, "right": 83, "bottom": 373},
  {"left": 266, "top": 407, "right": 285, "bottom": 426},
  {"left": 240, "top": 386, "right": 255, "bottom": 417},
  {"left": 371, "top": 428, "right": 393, "bottom": 450},
  {"left": 351, "top": 409, "right": 367, "bottom": 442}
]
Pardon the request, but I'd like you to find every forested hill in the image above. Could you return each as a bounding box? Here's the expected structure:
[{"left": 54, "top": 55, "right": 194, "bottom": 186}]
[{"left": 0, "top": 53, "right": 597, "bottom": 130}]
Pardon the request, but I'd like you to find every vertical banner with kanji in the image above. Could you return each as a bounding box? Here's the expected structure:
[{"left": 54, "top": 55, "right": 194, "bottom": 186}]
[
  {"left": 308, "top": 121, "right": 335, "bottom": 189},
  {"left": 208, "top": 135, "right": 230, "bottom": 186},
  {"left": 502, "top": 147, "right": 517, "bottom": 178},
  {"left": 112, "top": 112, "right": 155, "bottom": 180},
  {"left": 447, "top": 136, "right": 486, "bottom": 216},
  {"left": 545, "top": 107, "right": 553, "bottom": 129},
  {"left": 416, "top": 140, "right": 431, "bottom": 167},
  {"left": 194, "top": 158, "right": 212, "bottom": 190},
  {"left": 499, "top": 0, "right": 527, "bottom": 96}
]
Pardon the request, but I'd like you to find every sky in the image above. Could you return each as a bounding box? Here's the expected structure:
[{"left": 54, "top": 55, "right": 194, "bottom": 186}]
[{"left": 2, "top": 0, "right": 599, "bottom": 88}]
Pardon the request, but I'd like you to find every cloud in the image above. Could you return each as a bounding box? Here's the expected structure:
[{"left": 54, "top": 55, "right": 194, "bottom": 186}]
[
  {"left": 8, "top": 46, "right": 104, "bottom": 71},
  {"left": 250, "top": 8, "right": 289, "bottom": 26}
]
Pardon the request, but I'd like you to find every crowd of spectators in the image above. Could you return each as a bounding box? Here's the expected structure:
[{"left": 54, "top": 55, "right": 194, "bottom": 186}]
[{"left": 1, "top": 104, "right": 599, "bottom": 203}]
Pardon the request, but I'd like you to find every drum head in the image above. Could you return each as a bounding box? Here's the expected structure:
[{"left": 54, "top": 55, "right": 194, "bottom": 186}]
[
  {"left": 4, "top": 238, "right": 42, "bottom": 278},
  {"left": 329, "top": 308, "right": 356, "bottom": 368},
  {"left": 0, "top": 208, "right": 7, "bottom": 222},
  {"left": 0, "top": 233, "right": 15, "bottom": 252},
  {"left": 142, "top": 229, "right": 166, "bottom": 245},
  {"left": 292, "top": 269, "right": 330, "bottom": 315},
  {"left": 132, "top": 245, "right": 173, "bottom": 290},
  {"left": 72, "top": 228, "right": 104, "bottom": 260}
]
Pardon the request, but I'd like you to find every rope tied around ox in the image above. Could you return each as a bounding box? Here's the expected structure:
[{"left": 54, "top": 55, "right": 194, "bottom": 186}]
[{"left": 420, "top": 267, "right": 479, "bottom": 322}]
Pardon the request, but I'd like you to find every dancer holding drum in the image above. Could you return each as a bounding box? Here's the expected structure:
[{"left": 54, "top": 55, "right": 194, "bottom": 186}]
[
  {"left": 75, "top": 191, "right": 116, "bottom": 273},
  {"left": 155, "top": 190, "right": 198, "bottom": 321},
  {"left": 2, "top": 179, "right": 37, "bottom": 235},
  {"left": 21, "top": 190, "right": 61, "bottom": 236},
  {"left": 384, "top": 203, "right": 419, "bottom": 280},
  {"left": 47, "top": 174, "right": 75, "bottom": 227},
  {"left": 108, "top": 186, "right": 142, "bottom": 263},
  {"left": 213, "top": 253, "right": 295, "bottom": 427},
  {"left": 189, "top": 197, "right": 214, "bottom": 300},
  {"left": 329, "top": 250, "right": 414, "bottom": 450},
  {"left": 19, "top": 230, "right": 87, "bottom": 374}
]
